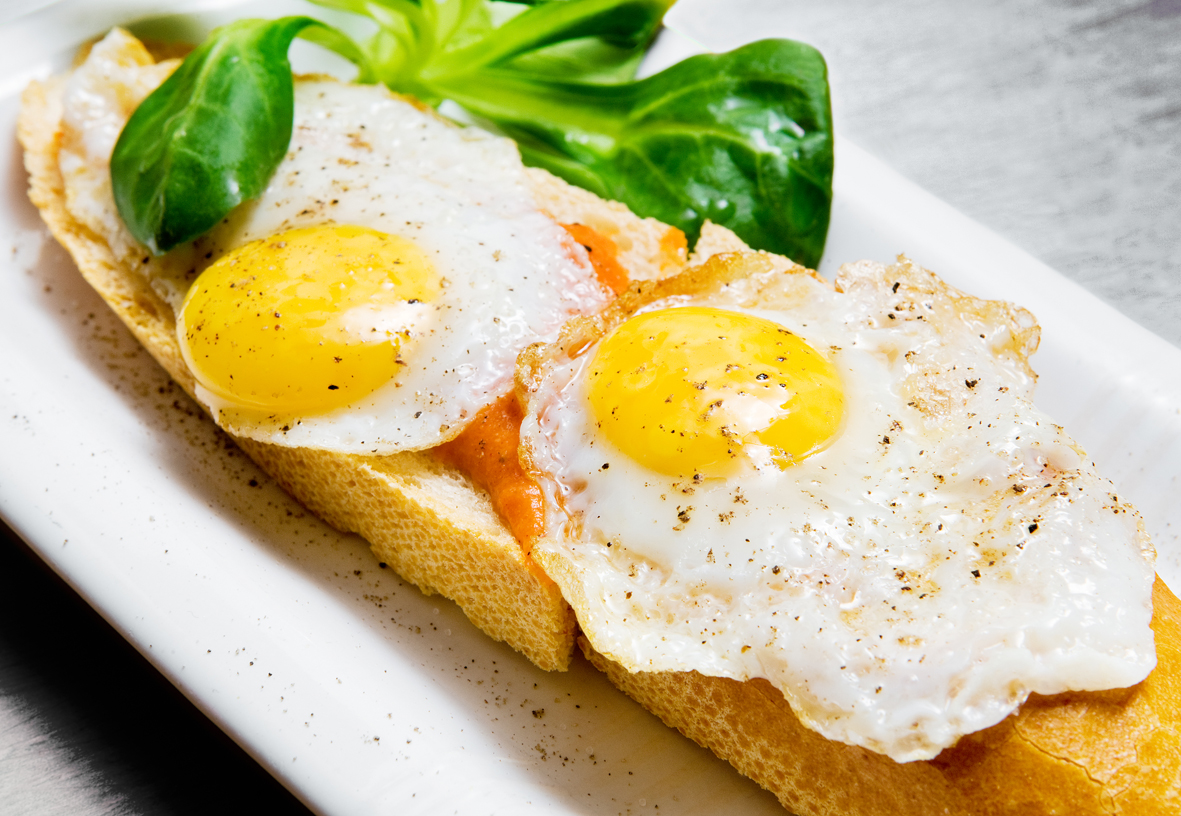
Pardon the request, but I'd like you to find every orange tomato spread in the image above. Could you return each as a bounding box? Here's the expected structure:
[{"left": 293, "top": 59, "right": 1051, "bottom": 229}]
[
  {"left": 435, "top": 394, "right": 546, "bottom": 552},
  {"left": 562, "top": 222, "right": 629, "bottom": 296},
  {"left": 659, "top": 225, "right": 688, "bottom": 271},
  {"left": 435, "top": 224, "right": 632, "bottom": 552}
]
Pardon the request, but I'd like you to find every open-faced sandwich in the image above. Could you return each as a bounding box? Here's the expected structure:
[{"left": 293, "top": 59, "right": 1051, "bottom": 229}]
[
  {"left": 519, "top": 247, "right": 1179, "bottom": 815},
  {"left": 17, "top": 7, "right": 1180, "bottom": 816}
]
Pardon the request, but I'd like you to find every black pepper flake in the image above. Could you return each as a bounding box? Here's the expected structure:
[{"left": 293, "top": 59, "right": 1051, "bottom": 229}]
[
  {"left": 772, "top": 565, "right": 781, "bottom": 575},
  {"left": 328, "top": 384, "right": 339, "bottom": 390},
  {"left": 892, "top": 282, "right": 901, "bottom": 293},
  {"left": 971, "top": 569, "right": 981, "bottom": 578},
  {"left": 1028, "top": 522, "right": 1039, "bottom": 533},
  {"left": 601, "top": 463, "right": 610, "bottom": 470},
  {"left": 965, "top": 379, "right": 978, "bottom": 389}
]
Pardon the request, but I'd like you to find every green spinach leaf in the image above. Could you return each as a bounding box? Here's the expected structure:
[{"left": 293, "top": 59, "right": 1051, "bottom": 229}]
[
  {"left": 433, "top": 39, "right": 833, "bottom": 266},
  {"left": 112, "top": 0, "right": 833, "bottom": 268},
  {"left": 423, "top": 0, "right": 670, "bottom": 78},
  {"left": 110, "top": 16, "right": 366, "bottom": 254},
  {"left": 312, "top": 0, "right": 832, "bottom": 265}
]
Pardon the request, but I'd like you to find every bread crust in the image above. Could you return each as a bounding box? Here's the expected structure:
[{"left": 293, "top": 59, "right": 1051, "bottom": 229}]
[
  {"left": 583, "top": 577, "right": 1181, "bottom": 815},
  {"left": 18, "top": 49, "right": 679, "bottom": 671}
]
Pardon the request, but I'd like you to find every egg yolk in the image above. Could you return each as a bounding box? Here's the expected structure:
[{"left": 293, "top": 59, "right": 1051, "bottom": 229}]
[
  {"left": 177, "top": 225, "right": 439, "bottom": 414},
  {"left": 587, "top": 307, "right": 844, "bottom": 477}
]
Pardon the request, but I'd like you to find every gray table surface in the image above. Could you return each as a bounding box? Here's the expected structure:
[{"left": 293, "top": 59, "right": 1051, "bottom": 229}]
[
  {"left": 1, "top": 1, "right": 1178, "bottom": 814},
  {"left": 683, "top": 0, "right": 1180, "bottom": 350}
]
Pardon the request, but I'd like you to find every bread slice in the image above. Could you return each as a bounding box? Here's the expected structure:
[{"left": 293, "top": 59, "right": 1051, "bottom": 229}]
[
  {"left": 583, "top": 577, "right": 1179, "bottom": 816},
  {"left": 18, "top": 31, "right": 685, "bottom": 671}
]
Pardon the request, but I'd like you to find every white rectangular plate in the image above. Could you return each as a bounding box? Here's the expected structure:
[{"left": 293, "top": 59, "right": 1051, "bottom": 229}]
[{"left": 1, "top": 2, "right": 1178, "bottom": 814}]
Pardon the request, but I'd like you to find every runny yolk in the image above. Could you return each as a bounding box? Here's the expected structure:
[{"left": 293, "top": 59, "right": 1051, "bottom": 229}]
[
  {"left": 177, "top": 224, "right": 439, "bottom": 414},
  {"left": 435, "top": 394, "right": 545, "bottom": 552},
  {"left": 587, "top": 307, "right": 845, "bottom": 478}
]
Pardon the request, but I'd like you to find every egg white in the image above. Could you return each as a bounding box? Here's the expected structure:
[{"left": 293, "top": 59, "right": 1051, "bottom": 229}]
[
  {"left": 185, "top": 80, "right": 610, "bottom": 451},
  {"left": 523, "top": 255, "right": 1157, "bottom": 761}
]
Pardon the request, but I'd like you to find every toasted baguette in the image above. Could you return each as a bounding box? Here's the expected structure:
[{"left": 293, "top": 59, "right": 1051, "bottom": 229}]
[
  {"left": 583, "top": 577, "right": 1179, "bottom": 816},
  {"left": 17, "top": 34, "right": 684, "bottom": 671}
]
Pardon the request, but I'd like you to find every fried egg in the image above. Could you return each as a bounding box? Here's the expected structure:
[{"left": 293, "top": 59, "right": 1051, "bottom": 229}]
[
  {"left": 59, "top": 30, "right": 609, "bottom": 453},
  {"left": 521, "top": 252, "right": 1157, "bottom": 761}
]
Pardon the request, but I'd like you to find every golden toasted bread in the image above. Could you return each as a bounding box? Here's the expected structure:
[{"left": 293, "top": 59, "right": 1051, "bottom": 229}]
[{"left": 582, "top": 577, "right": 1179, "bottom": 816}]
